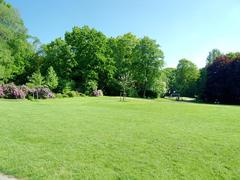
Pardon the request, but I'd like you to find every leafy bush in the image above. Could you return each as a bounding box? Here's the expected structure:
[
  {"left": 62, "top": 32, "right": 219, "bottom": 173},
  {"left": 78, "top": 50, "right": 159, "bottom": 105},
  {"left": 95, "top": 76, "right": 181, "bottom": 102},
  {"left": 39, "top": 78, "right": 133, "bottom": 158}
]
[
  {"left": 92, "top": 90, "right": 103, "bottom": 97},
  {"left": 55, "top": 93, "right": 63, "bottom": 98},
  {"left": 0, "top": 85, "right": 4, "bottom": 98},
  {"left": 0, "top": 83, "right": 55, "bottom": 100},
  {"left": 61, "top": 80, "right": 76, "bottom": 94},
  {"left": 66, "top": 91, "right": 79, "bottom": 97},
  {"left": 85, "top": 80, "right": 98, "bottom": 95},
  {"left": 32, "top": 87, "right": 55, "bottom": 99},
  {"left": 20, "top": 85, "right": 30, "bottom": 94},
  {"left": 79, "top": 92, "right": 86, "bottom": 97},
  {"left": 143, "top": 90, "right": 158, "bottom": 99},
  {"left": 128, "top": 87, "right": 138, "bottom": 97},
  {"left": 62, "top": 94, "right": 69, "bottom": 98},
  {"left": 56, "top": 91, "right": 85, "bottom": 98},
  {"left": 1, "top": 83, "right": 26, "bottom": 99}
]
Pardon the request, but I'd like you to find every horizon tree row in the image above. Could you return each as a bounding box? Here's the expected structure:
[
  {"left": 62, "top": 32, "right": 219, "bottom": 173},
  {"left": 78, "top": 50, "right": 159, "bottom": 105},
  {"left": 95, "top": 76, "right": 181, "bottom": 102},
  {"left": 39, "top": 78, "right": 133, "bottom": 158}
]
[
  {"left": 1, "top": 0, "right": 240, "bottom": 103},
  {"left": 40, "top": 26, "right": 165, "bottom": 97}
]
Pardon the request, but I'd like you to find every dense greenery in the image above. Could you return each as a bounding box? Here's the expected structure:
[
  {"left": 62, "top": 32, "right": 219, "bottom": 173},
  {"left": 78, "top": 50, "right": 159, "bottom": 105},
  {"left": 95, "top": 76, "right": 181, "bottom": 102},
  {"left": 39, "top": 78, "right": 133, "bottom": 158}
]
[
  {"left": 42, "top": 27, "right": 165, "bottom": 97},
  {"left": 1, "top": 0, "right": 240, "bottom": 103},
  {"left": 0, "top": 0, "right": 34, "bottom": 83},
  {"left": 175, "top": 59, "right": 199, "bottom": 97},
  {"left": 0, "top": 2, "right": 165, "bottom": 98}
]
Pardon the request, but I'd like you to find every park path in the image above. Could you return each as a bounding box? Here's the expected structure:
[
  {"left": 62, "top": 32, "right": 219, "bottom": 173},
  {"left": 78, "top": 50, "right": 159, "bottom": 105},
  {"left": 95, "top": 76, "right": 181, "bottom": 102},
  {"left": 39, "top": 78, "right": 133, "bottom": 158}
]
[{"left": 0, "top": 174, "right": 17, "bottom": 180}]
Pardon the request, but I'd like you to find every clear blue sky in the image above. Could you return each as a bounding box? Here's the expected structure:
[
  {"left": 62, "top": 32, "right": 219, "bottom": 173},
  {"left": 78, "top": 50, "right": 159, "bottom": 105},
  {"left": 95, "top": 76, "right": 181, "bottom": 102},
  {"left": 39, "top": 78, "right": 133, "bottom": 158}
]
[{"left": 6, "top": 0, "right": 240, "bottom": 67}]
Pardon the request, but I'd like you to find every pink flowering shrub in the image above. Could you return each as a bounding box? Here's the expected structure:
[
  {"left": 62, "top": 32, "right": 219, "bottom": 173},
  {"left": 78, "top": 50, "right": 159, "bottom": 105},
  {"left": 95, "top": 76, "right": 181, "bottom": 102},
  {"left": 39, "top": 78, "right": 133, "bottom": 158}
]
[
  {"left": 2, "top": 83, "right": 26, "bottom": 99},
  {"left": 92, "top": 90, "right": 103, "bottom": 97},
  {"left": 0, "top": 83, "right": 55, "bottom": 99},
  {"left": 0, "top": 85, "right": 4, "bottom": 98},
  {"left": 33, "top": 87, "right": 55, "bottom": 99}
]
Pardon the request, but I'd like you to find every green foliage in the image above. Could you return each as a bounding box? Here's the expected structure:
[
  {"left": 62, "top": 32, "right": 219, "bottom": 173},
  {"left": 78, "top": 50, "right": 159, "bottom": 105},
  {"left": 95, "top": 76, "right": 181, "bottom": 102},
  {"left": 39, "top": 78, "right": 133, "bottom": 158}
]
[
  {"left": 0, "top": 2, "right": 34, "bottom": 82},
  {"left": 61, "top": 80, "right": 76, "bottom": 94},
  {"left": 154, "top": 74, "right": 167, "bottom": 98},
  {"left": 84, "top": 80, "right": 98, "bottom": 95},
  {"left": 109, "top": 33, "right": 139, "bottom": 95},
  {"left": 65, "top": 26, "right": 115, "bottom": 93},
  {"left": 176, "top": 59, "right": 200, "bottom": 97},
  {"left": 206, "top": 49, "right": 222, "bottom": 65},
  {"left": 132, "top": 36, "right": 164, "bottom": 97},
  {"left": 66, "top": 91, "right": 79, "bottom": 97},
  {"left": 161, "top": 68, "right": 177, "bottom": 94},
  {"left": 118, "top": 72, "right": 134, "bottom": 96},
  {"left": 0, "top": 48, "right": 15, "bottom": 82},
  {"left": 1, "top": 0, "right": 167, "bottom": 98},
  {"left": 197, "top": 67, "right": 207, "bottom": 99},
  {"left": 28, "top": 70, "right": 45, "bottom": 87},
  {"left": 45, "top": 66, "right": 58, "bottom": 90},
  {"left": 42, "top": 38, "right": 76, "bottom": 81}
]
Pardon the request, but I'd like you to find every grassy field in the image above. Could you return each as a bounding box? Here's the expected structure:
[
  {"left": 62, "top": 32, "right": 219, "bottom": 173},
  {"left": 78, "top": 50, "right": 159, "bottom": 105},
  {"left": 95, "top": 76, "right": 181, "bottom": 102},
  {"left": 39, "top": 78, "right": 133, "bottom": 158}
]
[{"left": 0, "top": 97, "right": 240, "bottom": 179}]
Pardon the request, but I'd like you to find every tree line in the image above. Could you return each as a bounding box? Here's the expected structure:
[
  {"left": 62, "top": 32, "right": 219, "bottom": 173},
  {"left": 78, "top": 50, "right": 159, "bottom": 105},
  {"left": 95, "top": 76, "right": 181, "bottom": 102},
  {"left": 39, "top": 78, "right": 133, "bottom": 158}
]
[{"left": 1, "top": 0, "right": 240, "bottom": 103}]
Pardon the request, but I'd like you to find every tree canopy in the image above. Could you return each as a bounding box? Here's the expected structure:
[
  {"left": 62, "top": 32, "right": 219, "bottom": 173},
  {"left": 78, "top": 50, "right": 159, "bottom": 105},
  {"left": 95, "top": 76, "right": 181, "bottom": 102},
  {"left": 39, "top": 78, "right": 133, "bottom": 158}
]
[
  {"left": 0, "top": 1, "right": 34, "bottom": 83},
  {"left": 175, "top": 59, "right": 200, "bottom": 97},
  {"left": 2, "top": 0, "right": 240, "bottom": 103},
  {"left": 206, "top": 49, "right": 222, "bottom": 65},
  {"left": 205, "top": 53, "right": 240, "bottom": 104}
]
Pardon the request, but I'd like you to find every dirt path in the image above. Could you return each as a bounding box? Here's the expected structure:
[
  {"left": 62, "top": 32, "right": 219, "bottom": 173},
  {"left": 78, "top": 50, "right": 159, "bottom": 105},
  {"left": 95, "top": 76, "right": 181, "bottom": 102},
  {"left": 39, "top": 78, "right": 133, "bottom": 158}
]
[{"left": 0, "top": 174, "right": 17, "bottom": 180}]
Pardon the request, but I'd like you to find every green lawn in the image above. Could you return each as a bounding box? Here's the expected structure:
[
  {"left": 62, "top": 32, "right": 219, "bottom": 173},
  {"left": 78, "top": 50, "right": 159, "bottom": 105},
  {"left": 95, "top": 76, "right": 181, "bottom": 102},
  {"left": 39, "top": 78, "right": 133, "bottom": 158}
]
[{"left": 0, "top": 97, "right": 240, "bottom": 179}]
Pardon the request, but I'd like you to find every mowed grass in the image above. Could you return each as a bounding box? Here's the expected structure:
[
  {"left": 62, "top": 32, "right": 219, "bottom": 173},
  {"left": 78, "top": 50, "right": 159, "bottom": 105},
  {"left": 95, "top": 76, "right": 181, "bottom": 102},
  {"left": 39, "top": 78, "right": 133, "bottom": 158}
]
[{"left": 0, "top": 97, "right": 240, "bottom": 179}]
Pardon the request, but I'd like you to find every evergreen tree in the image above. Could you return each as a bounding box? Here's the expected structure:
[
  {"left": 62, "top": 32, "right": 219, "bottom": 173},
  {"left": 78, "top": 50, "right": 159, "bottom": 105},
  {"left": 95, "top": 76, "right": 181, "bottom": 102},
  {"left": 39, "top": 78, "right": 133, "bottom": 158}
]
[
  {"left": 28, "top": 70, "right": 44, "bottom": 87},
  {"left": 46, "top": 66, "right": 58, "bottom": 90}
]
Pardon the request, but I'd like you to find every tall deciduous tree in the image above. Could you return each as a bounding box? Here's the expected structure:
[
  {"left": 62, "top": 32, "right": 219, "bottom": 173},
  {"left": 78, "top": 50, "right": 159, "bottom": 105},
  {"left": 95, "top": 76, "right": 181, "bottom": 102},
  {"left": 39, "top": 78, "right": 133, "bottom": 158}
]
[
  {"left": 175, "top": 59, "right": 199, "bottom": 97},
  {"left": 109, "top": 33, "right": 139, "bottom": 95},
  {"left": 206, "top": 49, "right": 222, "bottom": 65},
  {"left": 0, "top": 47, "right": 15, "bottom": 83},
  {"left": 65, "top": 26, "right": 115, "bottom": 94},
  {"left": 0, "top": 1, "right": 34, "bottom": 82},
  {"left": 42, "top": 38, "right": 76, "bottom": 83},
  {"left": 132, "top": 36, "right": 164, "bottom": 97}
]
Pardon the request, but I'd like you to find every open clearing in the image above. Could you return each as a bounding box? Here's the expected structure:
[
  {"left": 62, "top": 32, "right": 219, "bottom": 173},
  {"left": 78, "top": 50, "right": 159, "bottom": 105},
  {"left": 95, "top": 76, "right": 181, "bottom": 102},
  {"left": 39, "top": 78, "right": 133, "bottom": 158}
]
[{"left": 0, "top": 97, "right": 240, "bottom": 179}]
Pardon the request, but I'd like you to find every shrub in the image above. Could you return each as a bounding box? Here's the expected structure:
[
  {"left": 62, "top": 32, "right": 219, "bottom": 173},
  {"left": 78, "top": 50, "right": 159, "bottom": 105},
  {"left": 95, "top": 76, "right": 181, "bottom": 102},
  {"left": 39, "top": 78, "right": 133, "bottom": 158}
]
[
  {"left": 56, "top": 91, "right": 85, "bottom": 98},
  {"left": 66, "top": 91, "right": 79, "bottom": 97},
  {"left": 128, "top": 87, "right": 138, "bottom": 97},
  {"left": 55, "top": 93, "right": 63, "bottom": 98},
  {"left": 0, "top": 83, "right": 55, "bottom": 100},
  {"left": 27, "top": 95, "right": 34, "bottom": 101},
  {"left": 79, "top": 92, "right": 86, "bottom": 97},
  {"left": 33, "top": 87, "right": 55, "bottom": 99},
  {"left": 85, "top": 80, "right": 98, "bottom": 95},
  {"left": 92, "top": 90, "right": 103, "bottom": 97},
  {"left": 61, "top": 80, "right": 76, "bottom": 94},
  {"left": 62, "top": 94, "right": 69, "bottom": 98},
  {"left": 0, "top": 85, "right": 4, "bottom": 98},
  {"left": 144, "top": 90, "right": 158, "bottom": 99},
  {"left": 20, "top": 85, "right": 30, "bottom": 94},
  {"left": 2, "top": 83, "right": 26, "bottom": 99}
]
